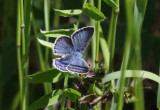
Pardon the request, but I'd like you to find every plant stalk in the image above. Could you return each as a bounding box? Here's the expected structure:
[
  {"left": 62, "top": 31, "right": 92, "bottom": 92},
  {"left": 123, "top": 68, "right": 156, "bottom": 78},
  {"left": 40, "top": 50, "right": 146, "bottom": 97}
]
[
  {"left": 20, "top": 0, "right": 29, "bottom": 109},
  {"left": 107, "top": 0, "right": 119, "bottom": 72},
  {"left": 53, "top": 0, "right": 61, "bottom": 29},
  {"left": 32, "top": 13, "right": 45, "bottom": 71},
  {"left": 60, "top": 73, "right": 69, "bottom": 110},
  {"left": 17, "top": 0, "right": 23, "bottom": 109},
  {"left": 44, "top": 1, "right": 53, "bottom": 110},
  {"left": 44, "top": 0, "right": 50, "bottom": 67},
  {"left": 20, "top": 0, "right": 26, "bottom": 58},
  {"left": 95, "top": 0, "right": 101, "bottom": 70},
  {"left": 76, "top": 0, "right": 87, "bottom": 29},
  {"left": 107, "top": 12, "right": 118, "bottom": 72},
  {"left": 89, "top": 0, "right": 96, "bottom": 68}
]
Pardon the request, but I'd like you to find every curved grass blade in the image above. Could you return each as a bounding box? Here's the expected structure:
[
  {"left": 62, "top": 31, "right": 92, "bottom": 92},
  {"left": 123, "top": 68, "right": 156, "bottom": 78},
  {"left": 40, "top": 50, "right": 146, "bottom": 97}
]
[
  {"left": 102, "top": 70, "right": 160, "bottom": 84},
  {"left": 100, "top": 28, "right": 110, "bottom": 69}
]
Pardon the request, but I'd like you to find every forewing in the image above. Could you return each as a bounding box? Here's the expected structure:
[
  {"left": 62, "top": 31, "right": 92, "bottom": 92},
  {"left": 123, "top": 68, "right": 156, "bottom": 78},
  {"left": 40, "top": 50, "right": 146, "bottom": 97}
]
[
  {"left": 71, "top": 26, "right": 94, "bottom": 52},
  {"left": 53, "top": 36, "right": 74, "bottom": 56},
  {"left": 67, "top": 58, "right": 89, "bottom": 74},
  {"left": 53, "top": 55, "right": 71, "bottom": 72}
]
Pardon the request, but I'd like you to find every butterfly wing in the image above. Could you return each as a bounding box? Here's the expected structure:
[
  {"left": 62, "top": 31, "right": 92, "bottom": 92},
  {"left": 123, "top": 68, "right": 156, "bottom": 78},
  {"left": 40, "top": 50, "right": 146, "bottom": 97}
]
[
  {"left": 53, "top": 55, "right": 71, "bottom": 72},
  {"left": 53, "top": 36, "right": 74, "bottom": 56},
  {"left": 71, "top": 26, "right": 94, "bottom": 52},
  {"left": 67, "top": 58, "right": 89, "bottom": 74}
]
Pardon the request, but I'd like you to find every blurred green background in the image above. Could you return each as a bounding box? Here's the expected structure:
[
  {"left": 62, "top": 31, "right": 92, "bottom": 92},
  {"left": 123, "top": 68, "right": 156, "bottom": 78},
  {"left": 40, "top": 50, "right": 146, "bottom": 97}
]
[{"left": 0, "top": 0, "right": 160, "bottom": 110}]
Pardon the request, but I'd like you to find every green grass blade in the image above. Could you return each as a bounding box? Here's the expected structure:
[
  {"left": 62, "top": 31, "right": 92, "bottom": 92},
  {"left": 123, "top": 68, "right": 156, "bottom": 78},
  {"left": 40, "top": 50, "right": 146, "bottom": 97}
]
[
  {"left": 132, "top": 0, "right": 148, "bottom": 110},
  {"left": 32, "top": 13, "right": 45, "bottom": 70},
  {"left": 53, "top": 0, "right": 61, "bottom": 28},
  {"left": 105, "top": 0, "right": 119, "bottom": 109},
  {"left": 24, "top": 0, "right": 32, "bottom": 54},
  {"left": 95, "top": 0, "right": 102, "bottom": 70},
  {"left": 60, "top": 74, "right": 69, "bottom": 110},
  {"left": 134, "top": 0, "right": 148, "bottom": 32},
  {"left": 11, "top": 92, "right": 20, "bottom": 110},
  {"left": 16, "top": 0, "right": 23, "bottom": 109},
  {"left": 89, "top": 0, "right": 96, "bottom": 68},
  {"left": 107, "top": 10, "right": 119, "bottom": 72},
  {"left": 44, "top": 0, "right": 50, "bottom": 66},
  {"left": 100, "top": 28, "right": 110, "bottom": 69},
  {"left": 102, "top": 70, "right": 160, "bottom": 84}
]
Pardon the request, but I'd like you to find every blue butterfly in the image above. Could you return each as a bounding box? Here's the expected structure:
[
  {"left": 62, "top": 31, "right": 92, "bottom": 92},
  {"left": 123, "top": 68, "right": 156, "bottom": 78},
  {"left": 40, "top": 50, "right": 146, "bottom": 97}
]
[{"left": 52, "top": 26, "right": 94, "bottom": 74}]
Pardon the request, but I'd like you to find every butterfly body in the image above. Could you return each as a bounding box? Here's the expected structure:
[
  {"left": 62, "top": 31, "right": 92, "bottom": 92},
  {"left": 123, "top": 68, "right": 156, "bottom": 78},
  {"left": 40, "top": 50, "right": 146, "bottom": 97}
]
[
  {"left": 72, "top": 52, "right": 83, "bottom": 58},
  {"left": 53, "top": 26, "right": 94, "bottom": 74}
]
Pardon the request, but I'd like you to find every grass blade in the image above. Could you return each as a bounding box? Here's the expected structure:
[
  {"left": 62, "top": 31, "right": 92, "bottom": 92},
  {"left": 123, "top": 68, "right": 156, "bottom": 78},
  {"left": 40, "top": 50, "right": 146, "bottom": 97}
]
[
  {"left": 100, "top": 28, "right": 110, "bottom": 69},
  {"left": 102, "top": 70, "right": 160, "bottom": 84}
]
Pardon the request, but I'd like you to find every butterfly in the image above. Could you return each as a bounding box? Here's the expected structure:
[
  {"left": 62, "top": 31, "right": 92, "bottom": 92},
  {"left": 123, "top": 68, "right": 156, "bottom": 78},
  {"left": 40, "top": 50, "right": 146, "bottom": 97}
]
[{"left": 52, "top": 26, "right": 94, "bottom": 74}]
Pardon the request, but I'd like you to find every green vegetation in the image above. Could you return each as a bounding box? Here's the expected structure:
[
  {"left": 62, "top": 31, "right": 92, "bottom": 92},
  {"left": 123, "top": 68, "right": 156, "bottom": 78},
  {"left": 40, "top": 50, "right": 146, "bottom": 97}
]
[{"left": 0, "top": 0, "right": 160, "bottom": 110}]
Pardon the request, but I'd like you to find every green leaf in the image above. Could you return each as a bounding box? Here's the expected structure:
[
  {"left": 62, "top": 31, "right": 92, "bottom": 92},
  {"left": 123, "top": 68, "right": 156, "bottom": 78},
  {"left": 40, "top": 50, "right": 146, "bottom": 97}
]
[
  {"left": 29, "top": 89, "right": 62, "bottom": 110},
  {"left": 102, "top": 70, "right": 160, "bottom": 84},
  {"left": 40, "top": 28, "right": 75, "bottom": 38},
  {"left": 103, "top": 0, "right": 119, "bottom": 9},
  {"left": 68, "top": 72, "right": 79, "bottom": 78},
  {"left": 89, "top": 84, "right": 96, "bottom": 94},
  {"left": 83, "top": 3, "right": 105, "bottom": 21},
  {"left": 95, "top": 86, "right": 103, "bottom": 96},
  {"left": 37, "top": 38, "right": 53, "bottom": 48},
  {"left": 54, "top": 9, "right": 82, "bottom": 17},
  {"left": 64, "top": 88, "right": 81, "bottom": 102},
  {"left": 26, "top": 69, "right": 65, "bottom": 83}
]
